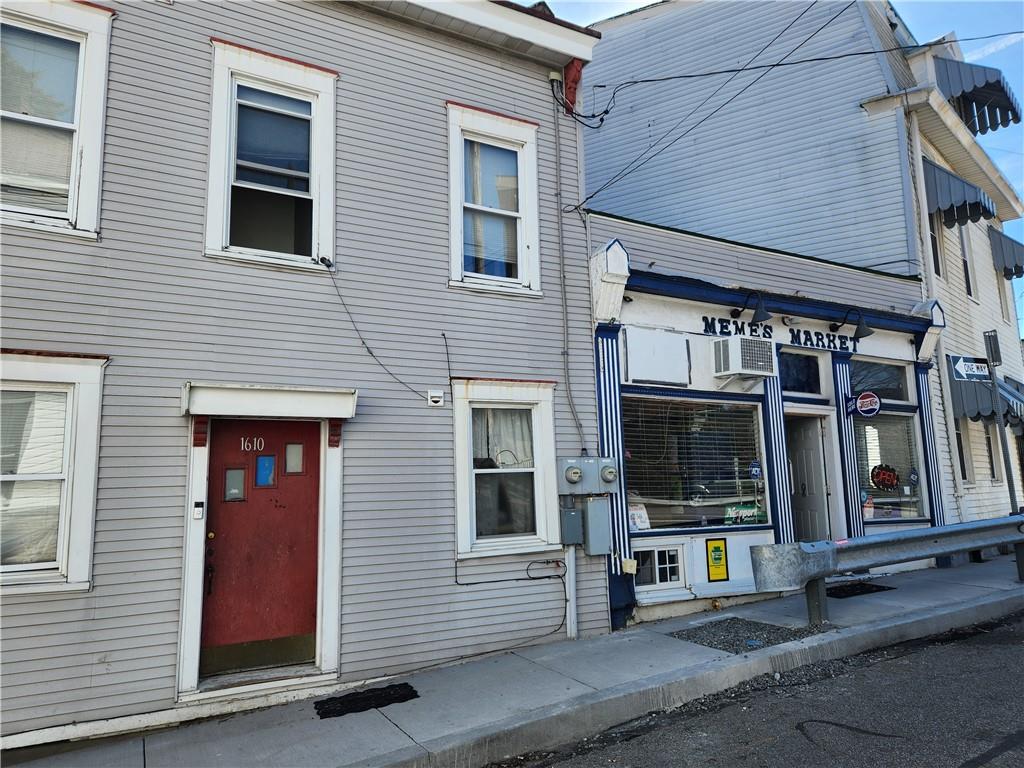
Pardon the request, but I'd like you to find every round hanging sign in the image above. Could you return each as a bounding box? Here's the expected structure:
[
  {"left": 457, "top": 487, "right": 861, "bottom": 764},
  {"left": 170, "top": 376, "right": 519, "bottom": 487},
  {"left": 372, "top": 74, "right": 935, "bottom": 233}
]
[
  {"left": 855, "top": 391, "right": 881, "bottom": 418},
  {"left": 870, "top": 463, "right": 900, "bottom": 492}
]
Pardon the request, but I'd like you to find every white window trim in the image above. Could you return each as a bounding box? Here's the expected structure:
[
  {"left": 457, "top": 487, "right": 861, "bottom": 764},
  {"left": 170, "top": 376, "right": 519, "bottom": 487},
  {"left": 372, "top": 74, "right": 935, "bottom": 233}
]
[
  {"left": 633, "top": 545, "right": 685, "bottom": 593},
  {"left": 453, "top": 379, "right": 559, "bottom": 558},
  {"left": 959, "top": 225, "right": 979, "bottom": 304},
  {"left": 1, "top": 2, "right": 111, "bottom": 236},
  {"left": 447, "top": 103, "right": 540, "bottom": 296},
  {"left": 983, "top": 421, "right": 1003, "bottom": 483},
  {"left": 1, "top": 353, "right": 106, "bottom": 593},
  {"left": 928, "top": 212, "right": 946, "bottom": 281},
  {"left": 996, "top": 269, "right": 1012, "bottom": 324},
  {"left": 204, "top": 40, "right": 336, "bottom": 270}
]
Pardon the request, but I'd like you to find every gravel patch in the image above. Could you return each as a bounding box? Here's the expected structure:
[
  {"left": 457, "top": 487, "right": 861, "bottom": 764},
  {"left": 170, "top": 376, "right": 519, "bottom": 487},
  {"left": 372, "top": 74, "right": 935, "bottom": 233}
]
[{"left": 670, "top": 617, "right": 828, "bottom": 654}]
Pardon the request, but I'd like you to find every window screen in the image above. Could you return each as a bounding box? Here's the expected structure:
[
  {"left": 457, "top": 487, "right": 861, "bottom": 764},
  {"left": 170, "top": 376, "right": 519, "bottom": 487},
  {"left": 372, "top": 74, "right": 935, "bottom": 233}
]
[
  {"left": 1, "top": 389, "right": 68, "bottom": 566},
  {"left": 849, "top": 361, "right": 907, "bottom": 401},
  {"left": 853, "top": 414, "right": 925, "bottom": 519},
  {"left": 779, "top": 352, "right": 821, "bottom": 394},
  {"left": 463, "top": 139, "right": 520, "bottom": 279},
  {"left": 622, "top": 397, "right": 767, "bottom": 529},
  {"left": 229, "top": 83, "right": 313, "bottom": 257},
  {"left": 0, "top": 24, "right": 80, "bottom": 213}
]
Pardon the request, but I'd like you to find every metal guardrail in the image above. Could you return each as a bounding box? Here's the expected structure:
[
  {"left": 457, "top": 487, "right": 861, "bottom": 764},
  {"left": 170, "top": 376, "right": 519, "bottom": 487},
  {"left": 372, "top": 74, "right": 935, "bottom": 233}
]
[{"left": 750, "top": 515, "right": 1024, "bottom": 625}]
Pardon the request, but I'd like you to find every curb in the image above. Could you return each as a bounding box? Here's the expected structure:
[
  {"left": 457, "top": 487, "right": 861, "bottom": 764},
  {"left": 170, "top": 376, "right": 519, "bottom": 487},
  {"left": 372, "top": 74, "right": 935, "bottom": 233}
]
[{"left": 368, "top": 588, "right": 1024, "bottom": 768}]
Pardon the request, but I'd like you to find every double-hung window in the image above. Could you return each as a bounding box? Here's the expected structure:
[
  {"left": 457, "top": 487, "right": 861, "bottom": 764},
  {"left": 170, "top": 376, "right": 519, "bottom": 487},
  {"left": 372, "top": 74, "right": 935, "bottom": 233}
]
[
  {"left": 447, "top": 103, "right": 540, "bottom": 295},
  {"left": 453, "top": 380, "right": 558, "bottom": 557},
  {"left": 205, "top": 40, "right": 336, "bottom": 269},
  {"left": 1, "top": 353, "right": 105, "bottom": 591},
  {"left": 1, "top": 2, "right": 111, "bottom": 235}
]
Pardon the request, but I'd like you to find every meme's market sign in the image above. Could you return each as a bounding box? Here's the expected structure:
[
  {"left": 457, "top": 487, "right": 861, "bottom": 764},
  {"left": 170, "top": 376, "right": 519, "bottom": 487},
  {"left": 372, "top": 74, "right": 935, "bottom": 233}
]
[{"left": 701, "top": 316, "right": 865, "bottom": 353}]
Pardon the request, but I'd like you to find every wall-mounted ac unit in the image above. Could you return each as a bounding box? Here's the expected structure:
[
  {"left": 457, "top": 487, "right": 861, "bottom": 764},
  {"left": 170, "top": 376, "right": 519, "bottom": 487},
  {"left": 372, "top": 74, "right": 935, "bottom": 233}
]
[{"left": 713, "top": 337, "right": 775, "bottom": 378}]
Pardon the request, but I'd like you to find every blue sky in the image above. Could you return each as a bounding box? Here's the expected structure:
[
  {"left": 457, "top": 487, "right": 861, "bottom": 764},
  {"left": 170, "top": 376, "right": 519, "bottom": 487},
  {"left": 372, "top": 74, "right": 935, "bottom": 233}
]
[{"left": 534, "top": 0, "right": 1024, "bottom": 331}]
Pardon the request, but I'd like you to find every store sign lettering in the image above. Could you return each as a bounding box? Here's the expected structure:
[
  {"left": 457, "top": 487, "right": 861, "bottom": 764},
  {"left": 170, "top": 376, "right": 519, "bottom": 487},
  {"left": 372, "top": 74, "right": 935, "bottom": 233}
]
[
  {"left": 701, "top": 316, "right": 861, "bottom": 352},
  {"left": 787, "top": 328, "right": 860, "bottom": 353},
  {"left": 702, "top": 316, "right": 774, "bottom": 339}
]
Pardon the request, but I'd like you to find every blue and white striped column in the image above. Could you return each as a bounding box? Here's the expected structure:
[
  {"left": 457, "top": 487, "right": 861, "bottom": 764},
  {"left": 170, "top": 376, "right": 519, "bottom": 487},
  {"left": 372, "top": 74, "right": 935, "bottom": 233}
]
[
  {"left": 761, "top": 364, "right": 794, "bottom": 543},
  {"left": 832, "top": 352, "right": 865, "bottom": 538},
  {"left": 915, "top": 362, "right": 946, "bottom": 526},
  {"left": 595, "top": 324, "right": 630, "bottom": 574}
]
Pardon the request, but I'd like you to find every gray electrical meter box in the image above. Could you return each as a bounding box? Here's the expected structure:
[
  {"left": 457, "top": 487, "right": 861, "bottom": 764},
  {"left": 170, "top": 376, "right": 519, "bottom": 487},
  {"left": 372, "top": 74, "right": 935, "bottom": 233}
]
[
  {"left": 557, "top": 457, "right": 621, "bottom": 495},
  {"left": 583, "top": 496, "right": 612, "bottom": 556}
]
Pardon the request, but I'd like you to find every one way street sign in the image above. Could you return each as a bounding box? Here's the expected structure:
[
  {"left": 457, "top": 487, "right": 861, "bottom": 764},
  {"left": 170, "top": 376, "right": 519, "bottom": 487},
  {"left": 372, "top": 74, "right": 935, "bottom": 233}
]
[{"left": 949, "top": 355, "right": 990, "bottom": 381}]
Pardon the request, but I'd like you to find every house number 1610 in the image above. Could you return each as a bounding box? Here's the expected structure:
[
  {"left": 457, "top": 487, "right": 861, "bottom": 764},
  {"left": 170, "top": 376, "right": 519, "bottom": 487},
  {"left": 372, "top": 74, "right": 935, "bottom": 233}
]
[{"left": 240, "top": 437, "right": 265, "bottom": 451}]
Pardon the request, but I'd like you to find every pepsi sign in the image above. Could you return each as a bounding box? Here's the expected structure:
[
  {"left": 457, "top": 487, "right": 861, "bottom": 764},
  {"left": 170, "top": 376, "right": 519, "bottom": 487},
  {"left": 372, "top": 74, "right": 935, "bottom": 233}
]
[{"left": 846, "top": 391, "right": 881, "bottom": 418}]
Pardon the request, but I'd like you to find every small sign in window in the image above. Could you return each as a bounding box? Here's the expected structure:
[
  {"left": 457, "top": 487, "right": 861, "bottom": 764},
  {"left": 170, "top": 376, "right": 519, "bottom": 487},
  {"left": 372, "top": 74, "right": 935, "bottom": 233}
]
[
  {"left": 706, "top": 538, "right": 729, "bottom": 582},
  {"left": 255, "top": 455, "right": 276, "bottom": 487},
  {"left": 285, "top": 443, "right": 303, "bottom": 474},
  {"left": 224, "top": 468, "right": 245, "bottom": 501}
]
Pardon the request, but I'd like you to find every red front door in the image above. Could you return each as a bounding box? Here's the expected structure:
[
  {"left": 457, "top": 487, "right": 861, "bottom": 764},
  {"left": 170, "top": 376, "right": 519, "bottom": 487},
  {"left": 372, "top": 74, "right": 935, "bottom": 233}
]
[{"left": 200, "top": 418, "right": 320, "bottom": 677}]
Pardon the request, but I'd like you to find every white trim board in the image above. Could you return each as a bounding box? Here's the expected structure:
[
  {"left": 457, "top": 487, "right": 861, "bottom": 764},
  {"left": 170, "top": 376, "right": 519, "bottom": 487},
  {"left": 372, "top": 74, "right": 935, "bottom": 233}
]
[{"left": 182, "top": 381, "right": 358, "bottom": 418}]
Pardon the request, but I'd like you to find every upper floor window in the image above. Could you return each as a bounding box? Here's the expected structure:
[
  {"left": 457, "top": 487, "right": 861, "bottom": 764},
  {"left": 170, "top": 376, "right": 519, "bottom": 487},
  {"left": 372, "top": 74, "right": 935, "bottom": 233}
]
[
  {"left": 447, "top": 102, "right": 540, "bottom": 296},
  {"left": 205, "top": 40, "right": 336, "bottom": 270},
  {"left": 927, "top": 212, "right": 944, "bottom": 278},
  {"left": 959, "top": 225, "right": 975, "bottom": 298},
  {"left": 0, "top": 3, "right": 112, "bottom": 236},
  {"left": 1, "top": 352, "right": 106, "bottom": 592}
]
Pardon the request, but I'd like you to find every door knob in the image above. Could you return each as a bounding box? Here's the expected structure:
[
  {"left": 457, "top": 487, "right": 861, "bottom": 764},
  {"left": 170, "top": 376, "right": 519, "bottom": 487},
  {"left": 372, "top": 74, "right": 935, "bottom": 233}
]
[{"left": 207, "top": 531, "right": 215, "bottom": 539}]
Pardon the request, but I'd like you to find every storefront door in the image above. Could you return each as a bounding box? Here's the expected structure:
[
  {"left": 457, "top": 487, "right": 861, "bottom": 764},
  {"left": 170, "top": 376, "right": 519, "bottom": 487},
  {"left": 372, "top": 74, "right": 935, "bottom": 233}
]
[
  {"left": 785, "top": 415, "right": 831, "bottom": 542},
  {"left": 200, "top": 418, "right": 320, "bottom": 678}
]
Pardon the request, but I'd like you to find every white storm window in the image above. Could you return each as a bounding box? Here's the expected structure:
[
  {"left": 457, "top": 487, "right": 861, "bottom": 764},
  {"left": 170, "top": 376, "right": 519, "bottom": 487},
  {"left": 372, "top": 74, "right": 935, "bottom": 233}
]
[
  {"left": 1, "top": 353, "right": 105, "bottom": 592},
  {"left": 0, "top": 3, "right": 111, "bottom": 235},
  {"left": 453, "top": 380, "right": 558, "bottom": 557},
  {"left": 205, "top": 40, "right": 336, "bottom": 269},
  {"left": 634, "top": 547, "right": 683, "bottom": 589},
  {"left": 447, "top": 103, "right": 540, "bottom": 295}
]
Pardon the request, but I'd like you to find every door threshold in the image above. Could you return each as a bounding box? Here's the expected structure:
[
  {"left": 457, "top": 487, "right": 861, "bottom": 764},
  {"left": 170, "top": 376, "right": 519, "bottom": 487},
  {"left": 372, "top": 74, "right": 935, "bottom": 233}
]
[{"left": 181, "top": 665, "right": 335, "bottom": 703}]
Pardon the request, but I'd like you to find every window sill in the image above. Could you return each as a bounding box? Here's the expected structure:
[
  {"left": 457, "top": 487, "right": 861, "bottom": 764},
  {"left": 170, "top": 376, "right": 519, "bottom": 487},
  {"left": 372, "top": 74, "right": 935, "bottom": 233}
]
[
  {"left": 448, "top": 279, "right": 543, "bottom": 299},
  {"left": 457, "top": 541, "right": 562, "bottom": 560},
  {"left": 205, "top": 248, "right": 331, "bottom": 274},
  {"left": 2, "top": 213, "right": 99, "bottom": 240},
  {"left": 1, "top": 579, "right": 91, "bottom": 596}
]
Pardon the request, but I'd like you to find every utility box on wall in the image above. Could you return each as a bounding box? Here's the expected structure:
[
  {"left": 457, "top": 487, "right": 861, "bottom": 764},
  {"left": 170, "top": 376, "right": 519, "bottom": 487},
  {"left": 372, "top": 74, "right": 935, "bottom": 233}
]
[
  {"left": 583, "top": 496, "right": 612, "bottom": 556},
  {"left": 559, "top": 501, "right": 584, "bottom": 546}
]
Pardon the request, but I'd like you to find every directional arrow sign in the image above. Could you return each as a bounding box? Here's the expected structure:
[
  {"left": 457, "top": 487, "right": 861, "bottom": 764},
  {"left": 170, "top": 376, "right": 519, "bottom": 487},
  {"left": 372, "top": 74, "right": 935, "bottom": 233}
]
[{"left": 949, "top": 355, "right": 990, "bottom": 382}]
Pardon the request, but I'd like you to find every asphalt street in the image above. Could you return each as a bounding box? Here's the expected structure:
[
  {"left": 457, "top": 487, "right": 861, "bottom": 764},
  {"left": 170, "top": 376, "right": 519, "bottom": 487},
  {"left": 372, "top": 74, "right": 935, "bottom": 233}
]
[{"left": 493, "top": 611, "right": 1024, "bottom": 768}]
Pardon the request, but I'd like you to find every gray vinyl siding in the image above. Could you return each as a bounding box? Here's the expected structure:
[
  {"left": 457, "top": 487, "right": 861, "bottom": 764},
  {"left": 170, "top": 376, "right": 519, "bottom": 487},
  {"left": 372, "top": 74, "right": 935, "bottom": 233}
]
[
  {"left": 588, "top": 214, "right": 923, "bottom": 314},
  {"left": 0, "top": 0, "right": 606, "bottom": 736},
  {"left": 582, "top": 0, "right": 915, "bottom": 275}
]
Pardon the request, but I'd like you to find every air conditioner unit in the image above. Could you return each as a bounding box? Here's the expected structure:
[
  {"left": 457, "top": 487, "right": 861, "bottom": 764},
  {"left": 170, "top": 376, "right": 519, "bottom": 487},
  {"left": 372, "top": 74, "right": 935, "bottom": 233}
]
[{"left": 713, "top": 337, "right": 776, "bottom": 378}]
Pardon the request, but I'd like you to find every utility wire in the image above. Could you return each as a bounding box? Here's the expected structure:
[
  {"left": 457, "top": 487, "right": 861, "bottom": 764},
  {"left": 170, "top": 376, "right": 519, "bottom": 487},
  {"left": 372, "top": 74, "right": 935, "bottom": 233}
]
[
  {"left": 573, "top": 1, "right": 856, "bottom": 212},
  {"left": 570, "top": 30, "right": 1024, "bottom": 125},
  {"left": 579, "top": 0, "right": 818, "bottom": 203},
  {"left": 324, "top": 267, "right": 424, "bottom": 399}
]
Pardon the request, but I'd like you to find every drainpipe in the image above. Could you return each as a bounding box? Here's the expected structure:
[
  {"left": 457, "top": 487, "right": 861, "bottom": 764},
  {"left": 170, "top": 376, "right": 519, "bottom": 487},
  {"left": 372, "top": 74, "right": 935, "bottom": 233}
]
[
  {"left": 564, "top": 545, "right": 578, "bottom": 639},
  {"left": 909, "top": 111, "right": 964, "bottom": 519}
]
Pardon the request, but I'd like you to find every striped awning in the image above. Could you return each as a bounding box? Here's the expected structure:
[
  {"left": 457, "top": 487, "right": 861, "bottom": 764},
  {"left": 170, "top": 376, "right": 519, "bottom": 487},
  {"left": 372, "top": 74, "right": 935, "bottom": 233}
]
[
  {"left": 934, "top": 57, "right": 1022, "bottom": 135},
  {"left": 923, "top": 158, "right": 996, "bottom": 227},
  {"left": 948, "top": 360, "right": 1024, "bottom": 435},
  {"left": 989, "top": 227, "right": 1024, "bottom": 280}
]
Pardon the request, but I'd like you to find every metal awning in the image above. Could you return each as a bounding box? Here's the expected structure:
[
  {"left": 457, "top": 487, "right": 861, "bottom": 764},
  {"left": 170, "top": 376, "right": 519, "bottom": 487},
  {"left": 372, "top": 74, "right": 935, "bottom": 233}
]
[
  {"left": 947, "top": 362, "right": 1024, "bottom": 435},
  {"left": 933, "top": 57, "right": 1022, "bottom": 135},
  {"left": 923, "top": 158, "right": 996, "bottom": 227},
  {"left": 989, "top": 226, "right": 1024, "bottom": 280}
]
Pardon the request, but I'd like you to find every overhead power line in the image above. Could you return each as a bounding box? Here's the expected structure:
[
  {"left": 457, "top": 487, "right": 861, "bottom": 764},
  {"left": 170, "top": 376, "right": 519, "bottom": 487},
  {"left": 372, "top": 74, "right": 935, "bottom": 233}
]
[
  {"left": 573, "top": 1, "right": 858, "bottom": 211},
  {"left": 566, "top": 30, "right": 1024, "bottom": 127}
]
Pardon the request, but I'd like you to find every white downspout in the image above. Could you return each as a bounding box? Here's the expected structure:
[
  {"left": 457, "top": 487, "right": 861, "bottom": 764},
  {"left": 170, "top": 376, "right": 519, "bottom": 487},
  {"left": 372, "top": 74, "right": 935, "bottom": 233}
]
[
  {"left": 564, "top": 545, "right": 578, "bottom": 639},
  {"left": 909, "top": 111, "right": 965, "bottom": 519}
]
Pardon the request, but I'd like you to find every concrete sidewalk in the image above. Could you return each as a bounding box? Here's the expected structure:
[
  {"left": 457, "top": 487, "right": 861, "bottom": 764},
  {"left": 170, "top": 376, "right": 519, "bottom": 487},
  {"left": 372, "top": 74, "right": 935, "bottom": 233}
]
[{"left": 14, "top": 556, "right": 1024, "bottom": 768}]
